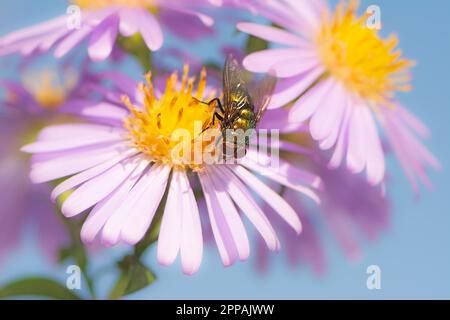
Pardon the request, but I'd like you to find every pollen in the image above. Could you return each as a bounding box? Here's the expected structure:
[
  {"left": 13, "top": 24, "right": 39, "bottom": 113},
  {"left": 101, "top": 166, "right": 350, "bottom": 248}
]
[
  {"left": 315, "top": 0, "right": 414, "bottom": 104},
  {"left": 124, "top": 65, "right": 219, "bottom": 170}
]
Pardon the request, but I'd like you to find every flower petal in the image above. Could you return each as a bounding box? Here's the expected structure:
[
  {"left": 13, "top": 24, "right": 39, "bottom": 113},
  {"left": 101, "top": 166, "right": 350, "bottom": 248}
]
[
  {"left": 137, "top": 9, "right": 163, "bottom": 51},
  {"left": 80, "top": 159, "right": 150, "bottom": 243},
  {"left": 88, "top": 13, "right": 120, "bottom": 61},
  {"left": 269, "top": 66, "right": 325, "bottom": 110},
  {"left": 29, "top": 142, "right": 132, "bottom": 183},
  {"left": 213, "top": 166, "right": 280, "bottom": 250},
  {"left": 243, "top": 48, "right": 307, "bottom": 73},
  {"left": 120, "top": 165, "right": 171, "bottom": 245},
  {"left": 178, "top": 170, "right": 203, "bottom": 275},
  {"left": 237, "top": 22, "right": 310, "bottom": 47},
  {"left": 51, "top": 148, "right": 137, "bottom": 200},
  {"left": 230, "top": 165, "right": 302, "bottom": 234},
  {"left": 157, "top": 171, "right": 183, "bottom": 266},
  {"left": 288, "top": 77, "right": 334, "bottom": 122},
  {"left": 198, "top": 172, "right": 239, "bottom": 266},
  {"left": 61, "top": 155, "right": 142, "bottom": 217}
]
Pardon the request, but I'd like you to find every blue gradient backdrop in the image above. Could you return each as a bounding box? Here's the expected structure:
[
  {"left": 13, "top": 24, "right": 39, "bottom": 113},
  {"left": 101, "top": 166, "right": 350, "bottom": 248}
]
[{"left": 0, "top": 0, "right": 449, "bottom": 299}]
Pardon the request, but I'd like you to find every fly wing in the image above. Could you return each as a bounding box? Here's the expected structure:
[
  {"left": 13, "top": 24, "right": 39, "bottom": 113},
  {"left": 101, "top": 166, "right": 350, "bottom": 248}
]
[
  {"left": 222, "top": 55, "right": 252, "bottom": 119},
  {"left": 251, "top": 72, "right": 277, "bottom": 123}
]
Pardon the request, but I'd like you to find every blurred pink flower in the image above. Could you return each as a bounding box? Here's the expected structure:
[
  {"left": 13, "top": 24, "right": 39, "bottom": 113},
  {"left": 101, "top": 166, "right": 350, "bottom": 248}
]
[
  {"left": 238, "top": 0, "right": 440, "bottom": 192},
  {"left": 21, "top": 66, "right": 322, "bottom": 275},
  {"left": 0, "top": 64, "right": 87, "bottom": 262},
  {"left": 256, "top": 188, "right": 325, "bottom": 275},
  {"left": 256, "top": 145, "right": 391, "bottom": 273},
  {"left": 0, "top": 0, "right": 214, "bottom": 61},
  {"left": 0, "top": 59, "right": 120, "bottom": 262}
]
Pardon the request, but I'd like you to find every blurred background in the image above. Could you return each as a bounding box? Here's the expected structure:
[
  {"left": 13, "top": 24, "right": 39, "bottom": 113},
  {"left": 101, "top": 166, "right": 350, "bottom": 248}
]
[{"left": 0, "top": 0, "right": 449, "bottom": 299}]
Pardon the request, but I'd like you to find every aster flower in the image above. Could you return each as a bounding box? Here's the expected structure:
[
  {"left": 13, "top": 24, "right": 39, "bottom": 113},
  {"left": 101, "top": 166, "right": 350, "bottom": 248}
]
[
  {"left": 316, "top": 154, "right": 390, "bottom": 261},
  {"left": 256, "top": 142, "right": 391, "bottom": 273},
  {"left": 0, "top": 0, "right": 214, "bottom": 61},
  {"left": 238, "top": 0, "right": 440, "bottom": 191},
  {"left": 256, "top": 188, "right": 325, "bottom": 275},
  {"left": 21, "top": 65, "right": 322, "bottom": 274},
  {"left": 0, "top": 63, "right": 91, "bottom": 262}
]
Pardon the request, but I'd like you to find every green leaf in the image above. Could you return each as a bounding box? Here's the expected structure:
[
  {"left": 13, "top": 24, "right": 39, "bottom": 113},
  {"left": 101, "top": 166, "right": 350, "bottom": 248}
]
[
  {"left": 108, "top": 256, "right": 156, "bottom": 299},
  {"left": 0, "top": 277, "right": 82, "bottom": 300}
]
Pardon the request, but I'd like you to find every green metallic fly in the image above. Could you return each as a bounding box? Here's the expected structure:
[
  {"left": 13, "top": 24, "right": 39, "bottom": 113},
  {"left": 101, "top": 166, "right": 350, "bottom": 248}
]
[{"left": 206, "top": 55, "right": 277, "bottom": 160}]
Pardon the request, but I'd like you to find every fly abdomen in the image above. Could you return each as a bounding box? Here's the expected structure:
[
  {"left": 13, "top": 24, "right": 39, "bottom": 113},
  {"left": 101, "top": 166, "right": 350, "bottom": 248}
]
[{"left": 232, "top": 106, "right": 256, "bottom": 130}]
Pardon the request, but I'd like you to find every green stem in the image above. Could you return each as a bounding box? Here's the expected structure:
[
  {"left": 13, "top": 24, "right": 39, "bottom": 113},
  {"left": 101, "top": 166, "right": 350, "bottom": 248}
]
[{"left": 118, "top": 33, "right": 153, "bottom": 72}]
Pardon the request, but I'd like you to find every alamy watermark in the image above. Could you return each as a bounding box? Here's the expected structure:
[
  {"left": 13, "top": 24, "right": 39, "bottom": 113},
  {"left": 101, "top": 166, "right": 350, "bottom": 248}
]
[
  {"left": 66, "top": 5, "right": 81, "bottom": 30},
  {"left": 66, "top": 265, "right": 82, "bottom": 290},
  {"left": 366, "top": 265, "right": 382, "bottom": 290},
  {"left": 366, "top": 5, "right": 382, "bottom": 30}
]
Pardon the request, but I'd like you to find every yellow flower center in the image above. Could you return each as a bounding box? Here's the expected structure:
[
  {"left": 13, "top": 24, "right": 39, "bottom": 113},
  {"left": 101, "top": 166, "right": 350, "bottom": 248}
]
[
  {"left": 123, "top": 66, "right": 219, "bottom": 170},
  {"left": 22, "top": 69, "right": 77, "bottom": 110},
  {"left": 315, "top": 0, "right": 414, "bottom": 104},
  {"left": 73, "top": 0, "right": 157, "bottom": 11}
]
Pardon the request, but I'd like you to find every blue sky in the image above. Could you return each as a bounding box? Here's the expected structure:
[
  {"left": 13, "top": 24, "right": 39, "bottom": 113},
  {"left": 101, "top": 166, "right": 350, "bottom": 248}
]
[{"left": 0, "top": 0, "right": 449, "bottom": 299}]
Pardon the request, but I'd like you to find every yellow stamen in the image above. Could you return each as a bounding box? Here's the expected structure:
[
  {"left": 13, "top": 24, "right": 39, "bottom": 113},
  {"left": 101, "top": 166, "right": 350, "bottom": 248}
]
[
  {"left": 315, "top": 0, "right": 414, "bottom": 104},
  {"left": 124, "top": 66, "right": 219, "bottom": 170},
  {"left": 22, "top": 69, "right": 77, "bottom": 110}
]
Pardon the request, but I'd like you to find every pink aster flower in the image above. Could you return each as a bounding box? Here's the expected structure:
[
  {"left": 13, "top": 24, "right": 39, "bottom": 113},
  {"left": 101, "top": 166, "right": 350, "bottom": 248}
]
[
  {"left": 313, "top": 150, "right": 390, "bottom": 261},
  {"left": 238, "top": 0, "right": 440, "bottom": 191},
  {"left": 256, "top": 188, "right": 325, "bottom": 275},
  {"left": 21, "top": 65, "right": 322, "bottom": 274},
  {"left": 0, "top": 0, "right": 214, "bottom": 61},
  {"left": 256, "top": 144, "right": 391, "bottom": 273},
  {"left": 0, "top": 63, "right": 90, "bottom": 262}
]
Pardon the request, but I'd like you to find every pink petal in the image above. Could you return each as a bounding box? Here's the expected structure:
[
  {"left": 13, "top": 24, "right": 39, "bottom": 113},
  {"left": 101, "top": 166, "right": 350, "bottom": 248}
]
[
  {"left": 23, "top": 135, "right": 125, "bottom": 154},
  {"left": 213, "top": 166, "right": 280, "bottom": 250},
  {"left": 54, "top": 26, "right": 93, "bottom": 58},
  {"left": 237, "top": 22, "right": 310, "bottom": 47},
  {"left": 29, "top": 142, "right": 132, "bottom": 183},
  {"left": 328, "top": 103, "right": 352, "bottom": 169},
  {"left": 0, "top": 15, "right": 66, "bottom": 45},
  {"left": 395, "top": 104, "right": 431, "bottom": 138},
  {"left": 88, "top": 13, "right": 120, "bottom": 61},
  {"left": 77, "top": 102, "right": 128, "bottom": 122},
  {"left": 230, "top": 165, "right": 302, "bottom": 234},
  {"left": 101, "top": 164, "right": 166, "bottom": 246},
  {"left": 360, "top": 107, "right": 385, "bottom": 185},
  {"left": 269, "top": 66, "right": 325, "bottom": 109},
  {"left": 243, "top": 48, "right": 308, "bottom": 73},
  {"left": 346, "top": 106, "right": 368, "bottom": 174},
  {"left": 80, "top": 159, "right": 150, "bottom": 243},
  {"left": 205, "top": 168, "right": 251, "bottom": 261},
  {"left": 118, "top": 8, "right": 140, "bottom": 36},
  {"left": 119, "top": 165, "right": 171, "bottom": 245},
  {"left": 161, "top": 4, "right": 213, "bottom": 26},
  {"left": 137, "top": 9, "right": 163, "bottom": 52},
  {"left": 240, "top": 155, "right": 321, "bottom": 204},
  {"left": 320, "top": 96, "right": 349, "bottom": 150},
  {"left": 288, "top": 77, "right": 334, "bottom": 122},
  {"left": 198, "top": 172, "right": 239, "bottom": 266},
  {"left": 283, "top": 0, "right": 322, "bottom": 34},
  {"left": 157, "top": 171, "right": 183, "bottom": 266},
  {"left": 51, "top": 148, "right": 137, "bottom": 200},
  {"left": 310, "top": 81, "right": 347, "bottom": 142},
  {"left": 61, "top": 155, "right": 143, "bottom": 217},
  {"left": 271, "top": 56, "right": 319, "bottom": 78},
  {"left": 37, "top": 123, "right": 124, "bottom": 141},
  {"left": 178, "top": 170, "right": 203, "bottom": 275}
]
